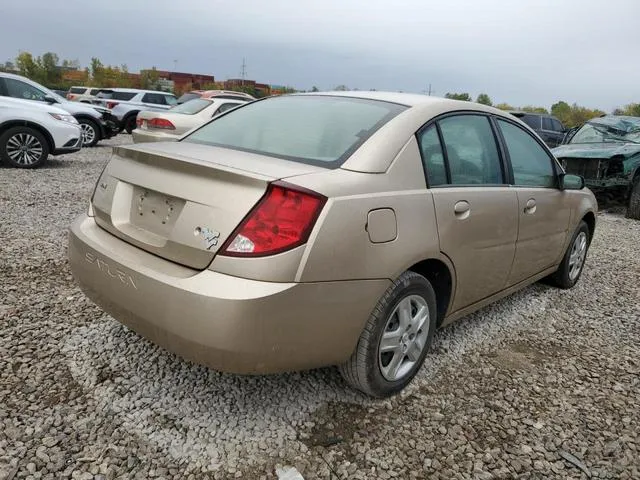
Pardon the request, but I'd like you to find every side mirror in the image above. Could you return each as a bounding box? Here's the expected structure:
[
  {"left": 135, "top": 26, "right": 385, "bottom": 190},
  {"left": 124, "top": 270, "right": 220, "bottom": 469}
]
[
  {"left": 560, "top": 173, "right": 585, "bottom": 190},
  {"left": 43, "top": 96, "right": 57, "bottom": 104}
]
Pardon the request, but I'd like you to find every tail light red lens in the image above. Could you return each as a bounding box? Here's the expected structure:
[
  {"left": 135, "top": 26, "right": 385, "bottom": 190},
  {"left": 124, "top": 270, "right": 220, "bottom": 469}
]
[
  {"left": 136, "top": 117, "right": 144, "bottom": 127},
  {"left": 148, "top": 118, "right": 175, "bottom": 130},
  {"left": 106, "top": 101, "right": 118, "bottom": 109},
  {"left": 221, "top": 182, "right": 327, "bottom": 257}
]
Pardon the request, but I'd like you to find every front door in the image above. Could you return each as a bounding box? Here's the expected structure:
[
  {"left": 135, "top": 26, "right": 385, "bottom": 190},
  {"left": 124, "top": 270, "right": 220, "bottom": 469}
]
[
  {"left": 496, "top": 118, "right": 571, "bottom": 285},
  {"left": 417, "top": 115, "right": 518, "bottom": 312}
]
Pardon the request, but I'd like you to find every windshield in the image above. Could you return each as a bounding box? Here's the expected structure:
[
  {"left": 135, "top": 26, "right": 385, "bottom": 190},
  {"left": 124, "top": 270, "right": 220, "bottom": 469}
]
[
  {"left": 169, "top": 98, "right": 212, "bottom": 114},
  {"left": 183, "top": 95, "right": 407, "bottom": 167},
  {"left": 570, "top": 122, "right": 640, "bottom": 144}
]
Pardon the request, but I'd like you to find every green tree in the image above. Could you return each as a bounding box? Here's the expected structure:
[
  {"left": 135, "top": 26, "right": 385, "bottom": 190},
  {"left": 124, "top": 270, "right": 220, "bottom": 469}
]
[
  {"left": 494, "top": 103, "right": 514, "bottom": 111},
  {"left": 16, "top": 51, "right": 41, "bottom": 81},
  {"left": 311, "top": 86, "right": 319, "bottom": 92},
  {"left": 445, "top": 92, "right": 472, "bottom": 101},
  {"left": 621, "top": 103, "right": 640, "bottom": 117},
  {"left": 40, "top": 52, "right": 61, "bottom": 85},
  {"left": 521, "top": 105, "right": 549, "bottom": 114},
  {"left": 476, "top": 93, "right": 492, "bottom": 106},
  {"left": 140, "top": 67, "right": 160, "bottom": 89},
  {"left": 334, "top": 85, "right": 349, "bottom": 91},
  {"left": 551, "top": 101, "right": 572, "bottom": 126},
  {"left": 90, "top": 57, "right": 105, "bottom": 85}
]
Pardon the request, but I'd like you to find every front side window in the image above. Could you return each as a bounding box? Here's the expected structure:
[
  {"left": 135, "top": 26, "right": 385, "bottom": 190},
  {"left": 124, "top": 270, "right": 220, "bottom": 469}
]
[
  {"left": 4, "top": 78, "right": 47, "bottom": 101},
  {"left": 89, "top": 89, "right": 100, "bottom": 96},
  {"left": 183, "top": 95, "right": 407, "bottom": 167},
  {"left": 142, "top": 93, "right": 164, "bottom": 104},
  {"left": 520, "top": 114, "right": 541, "bottom": 130},
  {"left": 498, "top": 119, "right": 556, "bottom": 188},
  {"left": 542, "top": 117, "right": 553, "bottom": 131},
  {"left": 438, "top": 115, "right": 504, "bottom": 185},
  {"left": 69, "top": 87, "right": 86, "bottom": 94},
  {"left": 552, "top": 119, "right": 564, "bottom": 132},
  {"left": 416, "top": 125, "right": 447, "bottom": 186},
  {"left": 111, "top": 92, "right": 136, "bottom": 101}
]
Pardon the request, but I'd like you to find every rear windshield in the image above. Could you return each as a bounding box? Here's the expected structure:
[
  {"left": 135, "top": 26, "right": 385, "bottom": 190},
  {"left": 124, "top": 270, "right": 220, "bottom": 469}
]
[
  {"left": 183, "top": 95, "right": 407, "bottom": 167},
  {"left": 111, "top": 92, "right": 137, "bottom": 101},
  {"left": 177, "top": 93, "right": 201, "bottom": 104},
  {"left": 169, "top": 98, "right": 212, "bottom": 114},
  {"left": 69, "top": 87, "right": 86, "bottom": 94}
]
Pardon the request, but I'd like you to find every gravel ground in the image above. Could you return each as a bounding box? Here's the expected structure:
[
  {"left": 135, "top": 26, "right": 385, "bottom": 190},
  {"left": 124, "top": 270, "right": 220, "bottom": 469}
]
[{"left": 1, "top": 137, "right": 639, "bottom": 480}]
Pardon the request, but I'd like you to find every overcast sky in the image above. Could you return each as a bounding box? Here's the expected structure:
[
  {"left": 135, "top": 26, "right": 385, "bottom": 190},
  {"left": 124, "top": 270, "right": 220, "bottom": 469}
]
[{"left": 2, "top": 0, "right": 639, "bottom": 110}]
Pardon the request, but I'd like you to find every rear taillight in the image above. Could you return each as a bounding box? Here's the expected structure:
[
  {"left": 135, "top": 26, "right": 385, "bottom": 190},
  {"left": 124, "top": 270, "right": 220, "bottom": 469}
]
[
  {"left": 221, "top": 182, "right": 326, "bottom": 257},
  {"left": 67, "top": 94, "right": 74, "bottom": 100},
  {"left": 106, "top": 101, "right": 118, "bottom": 109},
  {"left": 136, "top": 118, "right": 144, "bottom": 127},
  {"left": 148, "top": 118, "right": 175, "bottom": 130}
]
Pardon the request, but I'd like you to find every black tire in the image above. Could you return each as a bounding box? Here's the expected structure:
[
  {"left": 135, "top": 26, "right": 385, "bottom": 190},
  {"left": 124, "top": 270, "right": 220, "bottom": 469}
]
[
  {"left": 626, "top": 176, "right": 640, "bottom": 220},
  {"left": 78, "top": 118, "right": 100, "bottom": 147},
  {"left": 124, "top": 115, "right": 138, "bottom": 134},
  {"left": 548, "top": 221, "right": 591, "bottom": 289},
  {"left": 339, "top": 271, "right": 437, "bottom": 398},
  {"left": 0, "top": 126, "right": 49, "bottom": 168}
]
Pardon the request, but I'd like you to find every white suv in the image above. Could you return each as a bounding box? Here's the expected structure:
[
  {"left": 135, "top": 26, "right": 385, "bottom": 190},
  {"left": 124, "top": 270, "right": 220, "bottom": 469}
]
[
  {"left": 67, "top": 86, "right": 102, "bottom": 103},
  {"left": 92, "top": 88, "right": 178, "bottom": 134},
  {"left": 0, "top": 96, "right": 82, "bottom": 168}
]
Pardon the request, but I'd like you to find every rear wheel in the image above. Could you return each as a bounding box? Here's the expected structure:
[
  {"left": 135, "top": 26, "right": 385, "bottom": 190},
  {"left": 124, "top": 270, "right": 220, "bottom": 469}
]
[
  {"left": 548, "top": 221, "right": 590, "bottom": 289},
  {"left": 78, "top": 118, "right": 100, "bottom": 147},
  {"left": 627, "top": 176, "right": 640, "bottom": 220},
  {"left": 339, "top": 271, "right": 437, "bottom": 397},
  {"left": 0, "top": 126, "right": 49, "bottom": 168}
]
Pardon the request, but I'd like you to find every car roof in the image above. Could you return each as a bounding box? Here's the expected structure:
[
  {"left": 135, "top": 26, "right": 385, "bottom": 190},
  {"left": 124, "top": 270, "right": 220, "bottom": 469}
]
[
  {"left": 196, "top": 90, "right": 255, "bottom": 99},
  {"left": 101, "top": 88, "right": 175, "bottom": 95}
]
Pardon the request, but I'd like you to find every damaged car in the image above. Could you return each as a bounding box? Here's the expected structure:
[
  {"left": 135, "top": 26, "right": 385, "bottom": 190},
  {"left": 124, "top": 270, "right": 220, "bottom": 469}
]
[{"left": 552, "top": 115, "right": 640, "bottom": 219}]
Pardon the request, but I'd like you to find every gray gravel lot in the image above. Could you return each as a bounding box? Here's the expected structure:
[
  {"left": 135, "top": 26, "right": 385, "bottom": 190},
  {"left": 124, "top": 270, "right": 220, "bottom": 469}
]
[{"left": 1, "top": 137, "right": 639, "bottom": 480}]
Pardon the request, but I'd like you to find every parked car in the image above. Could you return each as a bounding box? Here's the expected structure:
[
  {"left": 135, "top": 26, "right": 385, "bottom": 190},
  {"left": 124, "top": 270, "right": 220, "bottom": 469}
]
[
  {"left": 67, "top": 86, "right": 102, "bottom": 103},
  {"left": 552, "top": 115, "right": 640, "bottom": 219},
  {"left": 132, "top": 96, "right": 249, "bottom": 143},
  {"left": 51, "top": 89, "right": 69, "bottom": 98},
  {"left": 508, "top": 111, "right": 566, "bottom": 148},
  {"left": 91, "top": 88, "right": 178, "bottom": 134},
  {"left": 0, "top": 72, "right": 119, "bottom": 147},
  {"left": 0, "top": 96, "right": 82, "bottom": 168},
  {"left": 176, "top": 89, "right": 255, "bottom": 104},
  {"left": 68, "top": 92, "right": 597, "bottom": 397}
]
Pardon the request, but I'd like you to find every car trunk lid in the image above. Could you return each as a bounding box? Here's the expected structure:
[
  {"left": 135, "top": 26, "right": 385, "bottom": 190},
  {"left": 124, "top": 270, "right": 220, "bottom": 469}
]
[{"left": 91, "top": 142, "right": 325, "bottom": 269}]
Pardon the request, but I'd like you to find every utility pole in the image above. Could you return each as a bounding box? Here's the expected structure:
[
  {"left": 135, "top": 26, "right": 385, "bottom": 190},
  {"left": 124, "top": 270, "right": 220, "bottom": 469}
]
[
  {"left": 173, "top": 59, "right": 178, "bottom": 72},
  {"left": 240, "top": 58, "right": 247, "bottom": 86}
]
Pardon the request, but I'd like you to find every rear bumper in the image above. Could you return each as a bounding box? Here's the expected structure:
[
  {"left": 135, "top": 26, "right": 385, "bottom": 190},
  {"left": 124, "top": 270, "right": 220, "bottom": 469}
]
[
  {"left": 68, "top": 215, "right": 387, "bottom": 374},
  {"left": 131, "top": 129, "right": 180, "bottom": 144}
]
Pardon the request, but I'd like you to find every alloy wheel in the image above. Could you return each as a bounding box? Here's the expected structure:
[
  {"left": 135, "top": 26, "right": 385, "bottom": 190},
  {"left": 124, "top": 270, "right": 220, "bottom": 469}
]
[
  {"left": 378, "top": 294, "right": 431, "bottom": 381},
  {"left": 81, "top": 123, "right": 96, "bottom": 145},
  {"left": 568, "top": 231, "right": 587, "bottom": 281},
  {"left": 6, "top": 133, "right": 44, "bottom": 166}
]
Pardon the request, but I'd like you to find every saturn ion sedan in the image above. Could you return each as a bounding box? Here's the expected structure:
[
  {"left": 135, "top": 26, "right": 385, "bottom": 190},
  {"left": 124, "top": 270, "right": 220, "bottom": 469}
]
[{"left": 68, "top": 92, "right": 597, "bottom": 397}]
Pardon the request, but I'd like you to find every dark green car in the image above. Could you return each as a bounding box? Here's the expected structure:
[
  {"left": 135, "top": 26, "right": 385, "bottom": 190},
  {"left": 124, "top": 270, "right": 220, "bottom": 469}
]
[{"left": 552, "top": 116, "right": 640, "bottom": 219}]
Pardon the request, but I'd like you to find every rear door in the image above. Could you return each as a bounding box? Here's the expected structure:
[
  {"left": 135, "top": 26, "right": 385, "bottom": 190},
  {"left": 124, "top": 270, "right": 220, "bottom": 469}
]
[
  {"left": 496, "top": 118, "right": 571, "bottom": 285},
  {"left": 417, "top": 114, "right": 518, "bottom": 312}
]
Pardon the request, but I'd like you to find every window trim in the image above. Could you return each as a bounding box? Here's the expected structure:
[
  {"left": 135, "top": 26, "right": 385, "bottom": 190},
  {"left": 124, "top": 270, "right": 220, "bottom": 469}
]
[
  {"left": 494, "top": 116, "right": 561, "bottom": 189},
  {"left": 415, "top": 110, "right": 509, "bottom": 189}
]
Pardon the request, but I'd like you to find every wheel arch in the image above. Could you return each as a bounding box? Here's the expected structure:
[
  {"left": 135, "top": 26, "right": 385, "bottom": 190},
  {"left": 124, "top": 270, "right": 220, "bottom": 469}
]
[
  {"left": 0, "top": 120, "right": 55, "bottom": 153},
  {"left": 582, "top": 211, "right": 596, "bottom": 241},
  {"left": 405, "top": 256, "right": 455, "bottom": 327}
]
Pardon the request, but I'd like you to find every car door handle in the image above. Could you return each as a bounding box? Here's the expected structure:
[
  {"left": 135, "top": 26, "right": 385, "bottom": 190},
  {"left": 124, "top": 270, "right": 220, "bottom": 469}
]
[
  {"left": 454, "top": 200, "right": 471, "bottom": 219},
  {"left": 524, "top": 198, "right": 537, "bottom": 214}
]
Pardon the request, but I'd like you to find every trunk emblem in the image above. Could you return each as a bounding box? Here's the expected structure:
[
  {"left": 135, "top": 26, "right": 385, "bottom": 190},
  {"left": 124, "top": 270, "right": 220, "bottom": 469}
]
[{"left": 194, "top": 226, "right": 220, "bottom": 250}]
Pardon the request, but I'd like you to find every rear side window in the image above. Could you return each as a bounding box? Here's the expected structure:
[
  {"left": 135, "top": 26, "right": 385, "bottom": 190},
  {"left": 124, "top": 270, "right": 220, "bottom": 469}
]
[
  {"left": 520, "top": 115, "right": 541, "bottom": 130},
  {"left": 164, "top": 95, "right": 177, "bottom": 106},
  {"left": 142, "top": 93, "right": 166, "bottom": 104},
  {"left": 69, "top": 87, "right": 86, "bottom": 94},
  {"left": 215, "top": 102, "right": 243, "bottom": 115},
  {"left": 89, "top": 89, "right": 100, "bottom": 96},
  {"left": 111, "top": 92, "right": 136, "bottom": 101},
  {"left": 184, "top": 96, "right": 406, "bottom": 167},
  {"left": 417, "top": 126, "right": 447, "bottom": 186},
  {"left": 438, "top": 115, "right": 504, "bottom": 185},
  {"left": 497, "top": 119, "right": 556, "bottom": 188},
  {"left": 542, "top": 117, "right": 554, "bottom": 130}
]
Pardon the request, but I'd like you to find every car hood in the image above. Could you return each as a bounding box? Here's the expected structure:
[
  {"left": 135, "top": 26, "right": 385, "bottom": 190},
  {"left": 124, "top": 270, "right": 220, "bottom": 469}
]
[
  {"left": 551, "top": 142, "right": 640, "bottom": 159},
  {"left": 0, "top": 96, "right": 69, "bottom": 115},
  {"left": 56, "top": 99, "right": 105, "bottom": 117}
]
